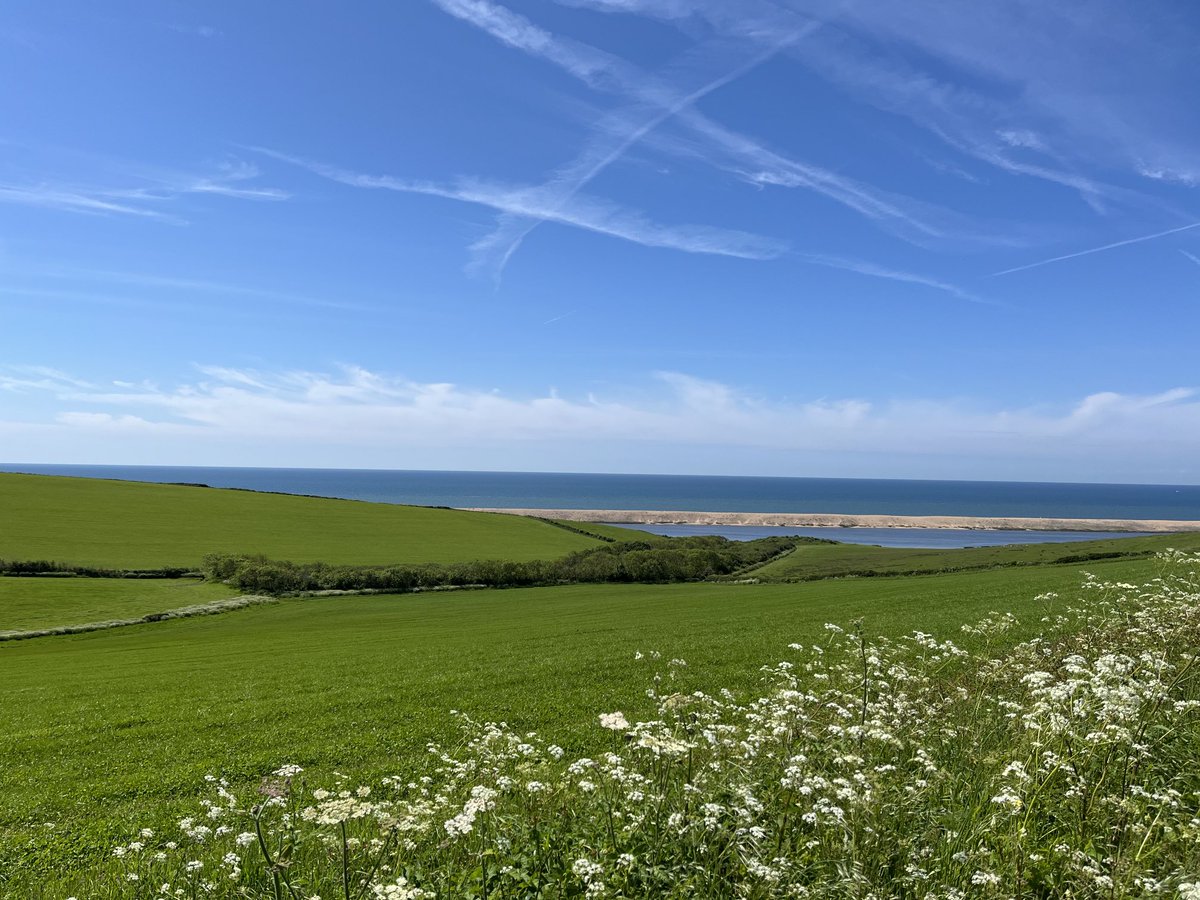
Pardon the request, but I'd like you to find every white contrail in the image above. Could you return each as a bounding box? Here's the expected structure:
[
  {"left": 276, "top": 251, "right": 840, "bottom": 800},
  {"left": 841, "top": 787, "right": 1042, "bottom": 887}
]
[
  {"left": 992, "top": 221, "right": 1200, "bottom": 276},
  {"left": 474, "top": 32, "right": 805, "bottom": 275},
  {"left": 801, "top": 254, "right": 994, "bottom": 305}
]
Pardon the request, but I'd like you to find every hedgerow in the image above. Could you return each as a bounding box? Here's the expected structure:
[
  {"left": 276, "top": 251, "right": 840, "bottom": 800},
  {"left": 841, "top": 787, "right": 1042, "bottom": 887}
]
[{"left": 200, "top": 537, "right": 799, "bottom": 595}]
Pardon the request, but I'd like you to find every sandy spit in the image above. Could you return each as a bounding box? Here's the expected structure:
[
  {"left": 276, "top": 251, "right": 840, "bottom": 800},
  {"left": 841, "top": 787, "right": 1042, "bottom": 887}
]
[{"left": 462, "top": 508, "right": 1200, "bottom": 533}]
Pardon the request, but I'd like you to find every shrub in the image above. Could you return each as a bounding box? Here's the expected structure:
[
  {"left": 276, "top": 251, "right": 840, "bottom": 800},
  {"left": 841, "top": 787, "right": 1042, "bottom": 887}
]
[{"left": 201, "top": 537, "right": 798, "bottom": 596}]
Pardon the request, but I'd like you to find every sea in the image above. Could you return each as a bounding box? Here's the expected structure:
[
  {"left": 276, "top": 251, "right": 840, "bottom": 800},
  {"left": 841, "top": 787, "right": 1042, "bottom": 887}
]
[{"left": 4, "top": 464, "right": 1198, "bottom": 549}]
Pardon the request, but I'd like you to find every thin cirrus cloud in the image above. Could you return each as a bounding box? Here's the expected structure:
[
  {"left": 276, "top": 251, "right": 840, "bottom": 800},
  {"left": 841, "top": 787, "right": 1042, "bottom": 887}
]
[
  {"left": 427, "top": 0, "right": 998, "bottom": 261},
  {"left": 563, "top": 0, "right": 1198, "bottom": 209},
  {"left": 1, "top": 365, "right": 1197, "bottom": 479},
  {"left": 4, "top": 265, "right": 376, "bottom": 313},
  {"left": 0, "top": 184, "right": 180, "bottom": 220},
  {"left": 257, "top": 149, "right": 788, "bottom": 261},
  {"left": 799, "top": 255, "right": 992, "bottom": 305},
  {"left": 0, "top": 159, "right": 287, "bottom": 221},
  {"left": 59, "top": 268, "right": 375, "bottom": 312},
  {"left": 826, "top": 1, "right": 1200, "bottom": 189},
  {"left": 465, "top": 32, "right": 808, "bottom": 278}
]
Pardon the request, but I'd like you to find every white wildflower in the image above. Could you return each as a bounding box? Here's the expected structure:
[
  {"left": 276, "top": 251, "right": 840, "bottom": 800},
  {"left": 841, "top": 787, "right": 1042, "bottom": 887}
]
[{"left": 599, "top": 712, "right": 630, "bottom": 731}]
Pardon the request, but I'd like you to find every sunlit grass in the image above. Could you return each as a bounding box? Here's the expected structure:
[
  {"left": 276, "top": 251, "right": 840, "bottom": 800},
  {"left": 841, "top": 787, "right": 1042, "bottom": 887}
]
[
  {"left": 0, "top": 554, "right": 1170, "bottom": 893},
  {"left": 0, "top": 473, "right": 604, "bottom": 569},
  {"left": 0, "top": 576, "right": 236, "bottom": 632},
  {"left": 50, "top": 554, "right": 1200, "bottom": 899}
]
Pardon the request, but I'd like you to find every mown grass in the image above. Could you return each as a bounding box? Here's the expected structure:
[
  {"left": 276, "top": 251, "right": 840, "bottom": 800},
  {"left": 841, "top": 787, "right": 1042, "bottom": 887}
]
[
  {"left": 0, "top": 473, "right": 603, "bottom": 569},
  {"left": 750, "top": 529, "right": 1200, "bottom": 580},
  {"left": 0, "top": 554, "right": 1169, "bottom": 893},
  {"left": 0, "top": 576, "right": 237, "bottom": 632}
]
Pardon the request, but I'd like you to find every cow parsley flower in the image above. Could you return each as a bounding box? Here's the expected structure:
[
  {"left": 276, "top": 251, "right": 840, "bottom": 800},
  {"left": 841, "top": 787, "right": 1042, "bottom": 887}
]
[{"left": 599, "top": 712, "right": 630, "bottom": 731}]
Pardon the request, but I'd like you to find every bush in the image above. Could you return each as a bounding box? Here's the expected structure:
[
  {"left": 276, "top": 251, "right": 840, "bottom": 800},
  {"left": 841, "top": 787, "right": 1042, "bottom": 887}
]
[{"left": 201, "top": 537, "right": 798, "bottom": 596}]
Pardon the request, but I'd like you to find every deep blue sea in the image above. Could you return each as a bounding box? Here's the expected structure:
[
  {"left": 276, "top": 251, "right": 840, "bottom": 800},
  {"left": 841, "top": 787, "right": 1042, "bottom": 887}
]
[{"left": 3, "top": 464, "right": 1196, "bottom": 548}]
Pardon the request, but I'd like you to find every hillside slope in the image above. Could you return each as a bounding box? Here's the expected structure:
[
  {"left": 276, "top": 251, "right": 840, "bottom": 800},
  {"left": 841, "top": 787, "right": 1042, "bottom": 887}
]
[{"left": 0, "top": 473, "right": 603, "bottom": 568}]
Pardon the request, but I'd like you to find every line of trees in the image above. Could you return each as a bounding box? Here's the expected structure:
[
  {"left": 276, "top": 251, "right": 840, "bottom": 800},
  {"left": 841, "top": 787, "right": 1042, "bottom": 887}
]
[{"left": 201, "top": 536, "right": 801, "bottom": 595}]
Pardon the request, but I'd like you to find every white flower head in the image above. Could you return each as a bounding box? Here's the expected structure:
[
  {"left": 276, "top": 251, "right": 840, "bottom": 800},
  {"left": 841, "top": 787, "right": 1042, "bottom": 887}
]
[{"left": 599, "top": 712, "right": 630, "bottom": 731}]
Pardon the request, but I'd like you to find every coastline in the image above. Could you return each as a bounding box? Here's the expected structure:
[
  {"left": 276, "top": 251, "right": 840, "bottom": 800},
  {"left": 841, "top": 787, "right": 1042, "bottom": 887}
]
[{"left": 463, "top": 508, "right": 1200, "bottom": 533}]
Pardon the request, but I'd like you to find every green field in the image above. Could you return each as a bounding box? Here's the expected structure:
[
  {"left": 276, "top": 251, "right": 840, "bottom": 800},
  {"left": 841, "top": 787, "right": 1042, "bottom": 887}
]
[
  {"left": 0, "top": 553, "right": 1169, "bottom": 891},
  {"left": 549, "top": 519, "right": 671, "bottom": 542},
  {"left": 0, "top": 576, "right": 237, "bottom": 633},
  {"left": 0, "top": 473, "right": 604, "bottom": 569},
  {"left": 2, "top": 473, "right": 1195, "bottom": 895},
  {"left": 749, "top": 529, "right": 1200, "bottom": 580}
]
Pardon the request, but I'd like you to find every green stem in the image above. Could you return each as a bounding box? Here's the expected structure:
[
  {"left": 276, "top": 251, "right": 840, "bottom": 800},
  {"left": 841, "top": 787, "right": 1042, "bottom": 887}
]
[{"left": 341, "top": 820, "right": 352, "bottom": 900}]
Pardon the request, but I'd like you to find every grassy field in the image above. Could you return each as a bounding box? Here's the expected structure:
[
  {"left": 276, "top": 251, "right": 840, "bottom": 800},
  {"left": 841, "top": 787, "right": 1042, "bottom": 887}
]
[
  {"left": 0, "top": 473, "right": 604, "bottom": 569},
  {"left": 3, "top": 473, "right": 1194, "bottom": 894},
  {"left": 749, "top": 529, "right": 1200, "bottom": 580},
  {"left": 0, "top": 576, "right": 237, "bottom": 633},
  {"left": 0, "top": 553, "right": 1169, "bottom": 892},
  {"left": 549, "top": 518, "right": 671, "bottom": 542}
]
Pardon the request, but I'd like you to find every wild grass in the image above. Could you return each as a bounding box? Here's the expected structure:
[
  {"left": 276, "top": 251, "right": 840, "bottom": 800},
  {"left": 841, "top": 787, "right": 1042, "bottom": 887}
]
[
  {"left": 0, "top": 474, "right": 605, "bottom": 569},
  {"left": 0, "top": 554, "right": 1171, "bottom": 894},
  {"left": 54, "top": 553, "right": 1200, "bottom": 898}
]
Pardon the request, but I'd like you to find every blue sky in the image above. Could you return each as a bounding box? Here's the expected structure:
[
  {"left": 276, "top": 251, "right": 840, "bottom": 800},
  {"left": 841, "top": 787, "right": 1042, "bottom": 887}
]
[{"left": 2, "top": 0, "right": 1199, "bottom": 482}]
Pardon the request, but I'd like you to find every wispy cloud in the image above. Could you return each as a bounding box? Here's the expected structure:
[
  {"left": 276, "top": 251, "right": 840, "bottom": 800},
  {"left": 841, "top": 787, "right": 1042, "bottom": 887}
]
[
  {"left": 70, "top": 268, "right": 373, "bottom": 312},
  {"left": 0, "top": 185, "right": 181, "bottom": 220},
  {"left": 166, "top": 23, "right": 220, "bottom": 38},
  {"left": 3, "top": 267, "right": 374, "bottom": 313},
  {"left": 0, "top": 366, "right": 95, "bottom": 393},
  {"left": 801, "top": 254, "right": 993, "bottom": 305},
  {"left": 569, "top": 0, "right": 1197, "bottom": 212},
  {"left": 0, "top": 158, "right": 287, "bottom": 221},
  {"left": 259, "top": 149, "right": 786, "bottom": 260},
  {"left": 992, "top": 221, "right": 1200, "bottom": 277},
  {"left": 428, "top": 0, "right": 987, "bottom": 257},
  {"left": 1181, "top": 249, "right": 1200, "bottom": 270},
  {"left": 1138, "top": 163, "right": 1200, "bottom": 188},
  {"left": 432, "top": 0, "right": 618, "bottom": 84},
  {"left": 3, "top": 364, "right": 1198, "bottom": 479},
  {"left": 467, "top": 31, "right": 806, "bottom": 277}
]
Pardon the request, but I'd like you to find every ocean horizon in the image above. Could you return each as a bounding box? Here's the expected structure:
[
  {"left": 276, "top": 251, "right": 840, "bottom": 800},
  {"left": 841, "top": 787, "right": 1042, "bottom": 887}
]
[{"left": 4, "top": 463, "right": 1199, "bottom": 520}]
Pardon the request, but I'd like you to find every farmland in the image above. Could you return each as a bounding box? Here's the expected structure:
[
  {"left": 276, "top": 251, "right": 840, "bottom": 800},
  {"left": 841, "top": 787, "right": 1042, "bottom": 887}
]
[
  {"left": 0, "top": 473, "right": 604, "bottom": 569},
  {"left": 0, "top": 473, "right": 1196, "bottom": 896}
]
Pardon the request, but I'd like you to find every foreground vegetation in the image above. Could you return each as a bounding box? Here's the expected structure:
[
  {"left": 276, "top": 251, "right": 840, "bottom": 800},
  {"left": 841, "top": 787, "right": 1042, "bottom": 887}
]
[
  {"left": 0, "top": 553, "right": 1172, "bottom": 894},
  {"left": 54, "top": 554, "right": 1200, "bottom": 897},
  {"left": 0, "top": 474, "right": 603, "bottom": 569},
  {"left": 5, "top": 473, "right": 1199, "bottom": 895}
]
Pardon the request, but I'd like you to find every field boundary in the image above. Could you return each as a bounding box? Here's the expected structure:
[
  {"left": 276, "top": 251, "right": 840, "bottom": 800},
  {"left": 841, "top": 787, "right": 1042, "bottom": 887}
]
[
  {"left": 531, "top": 517, "right": 617, "bottom": 542},
  {"left": 0, "top": 594, "right": 276, "bottom": 642}
]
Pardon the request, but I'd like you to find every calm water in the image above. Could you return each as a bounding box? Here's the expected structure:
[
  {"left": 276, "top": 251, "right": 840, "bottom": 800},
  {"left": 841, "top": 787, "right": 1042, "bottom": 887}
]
[{"left": 2, "top": 464, "right": 1195, "bottom": 549}]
